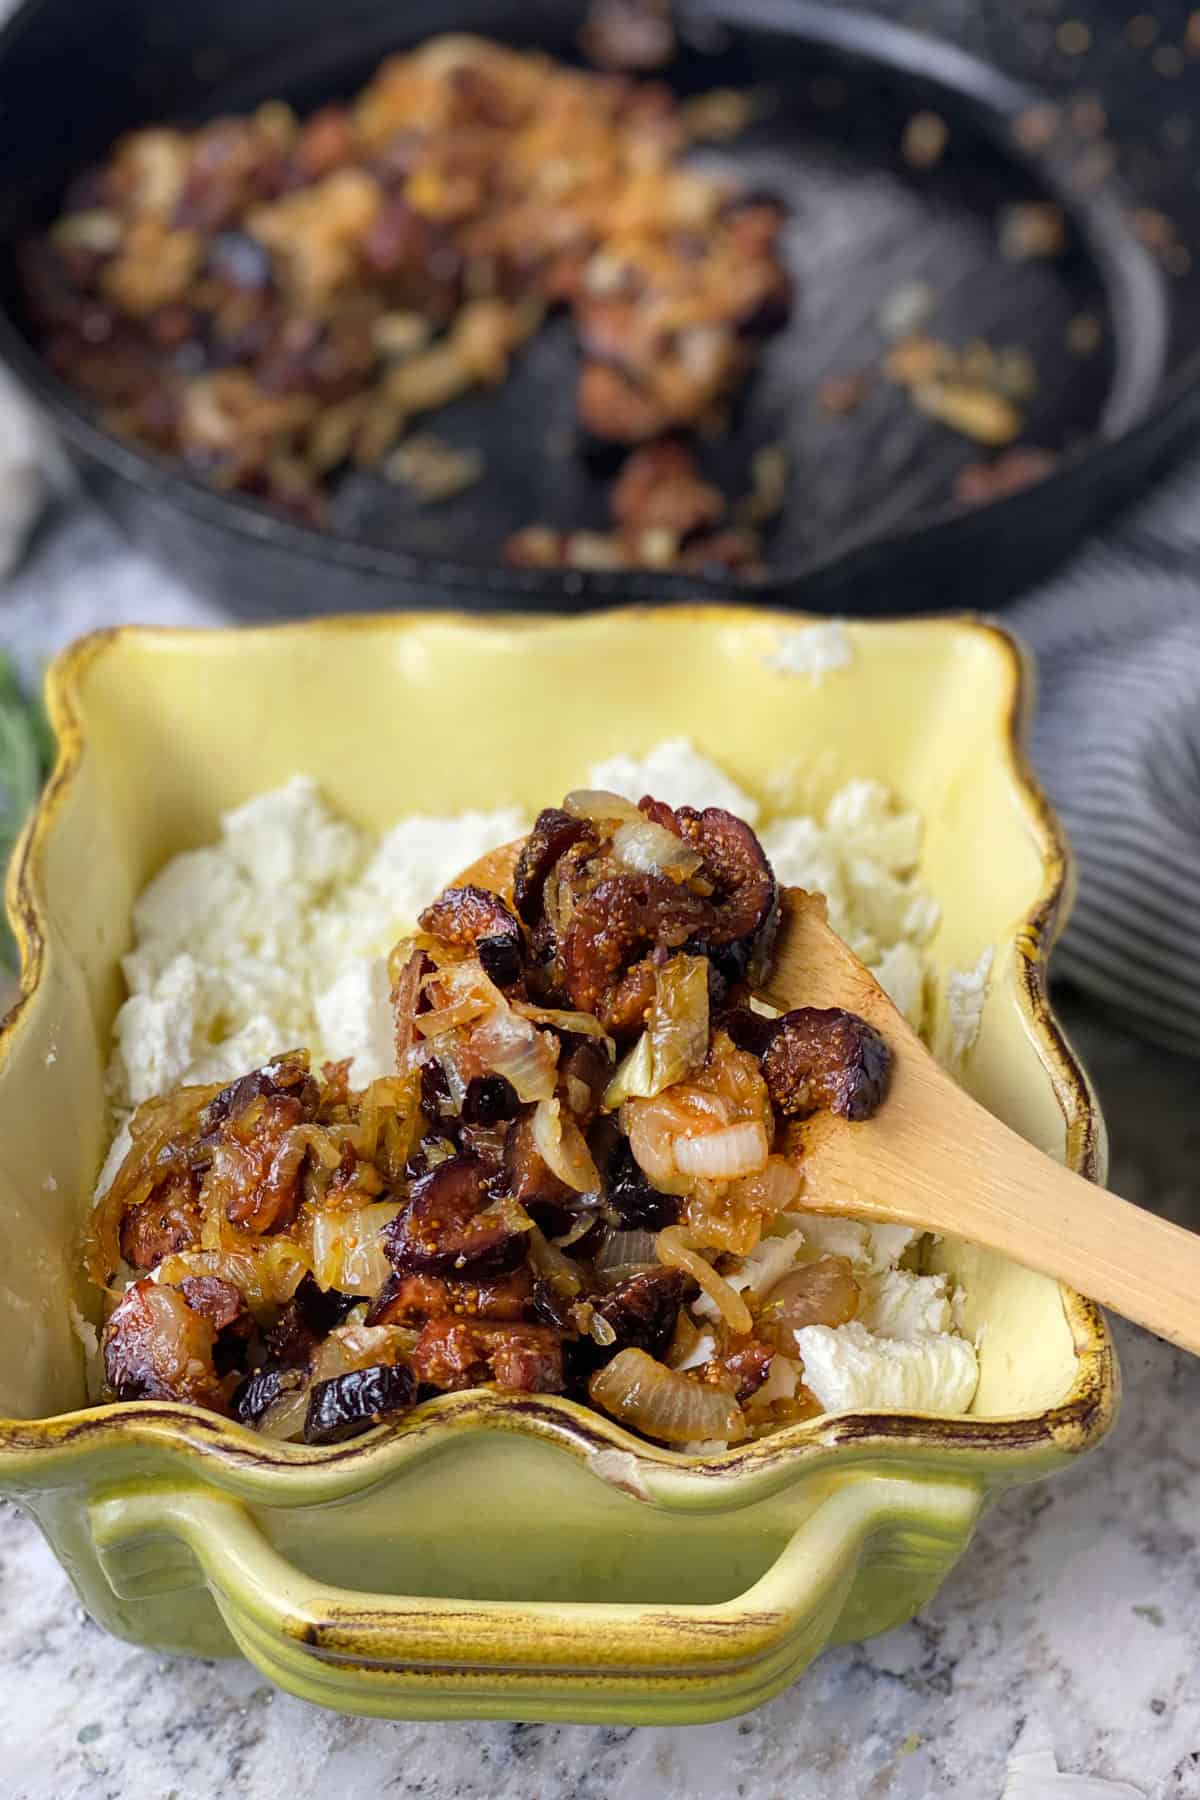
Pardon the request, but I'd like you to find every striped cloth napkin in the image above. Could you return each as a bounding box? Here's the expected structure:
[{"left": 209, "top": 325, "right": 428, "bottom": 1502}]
[{"left": 1011, "top": 460, "right": 1200, "bottom": 1060}]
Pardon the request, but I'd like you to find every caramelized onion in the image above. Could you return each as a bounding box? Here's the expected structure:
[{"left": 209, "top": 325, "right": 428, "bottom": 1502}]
[
  {"left": 562, "top": 788, "right": 644, "bottom": 825},
  {"left": 758, "top": 1255, "right": 860, "bottom": 1349},
  {"left": 511, "top": 1002, "right": 615, "bottom": 1054},
  {"left": 390, "top": 942, "right": 427, "bottom": 1063},
  {"left": 86, "top": 1081, "right": 225, "bottom": 1285},
  {"left": 604, "top": 954, "right": 710, "bottom": 1107},
  {"left": 310, "top": 1201, "right": 401, "bottom": 1296},
  {"left": 531, "top": 1096, "right": 602, "bottom": 1193},
  {"left": 611, "top": 819, "right": 705, "bottom": 881},
  {"left": 656, "top": 1225, "right": 752, "bottom": 1334},
  {"left": 417, "top": 958, "right": 507, "bottom": 1039},
  {"left": 589, "top": 1348, "right": 745, "bottom": 1444},
  {"left": 527, "top": 1225, "right": 583, "bottom": 1299},
  {"left": 672, "top": 1120, "right": 769, "bottom": 1180},
  {"left": 624, "top": 1094, "right": 689, "bottom": 1195},
  {"left": 154, "top": 1244, "right": 309, "bottom": 1310},
  {"left": 470, "top": 1010, "right": 559, "bottom": 1101},
  {"left": 594, "top": 1227, "right": 660, "bottom": 1283},
  {"left": 685, "top": 1163, "right": 804, "bottom": 1257},
  {"left": 257, "top": 1382, "right": 312, "bottom": 1442}
]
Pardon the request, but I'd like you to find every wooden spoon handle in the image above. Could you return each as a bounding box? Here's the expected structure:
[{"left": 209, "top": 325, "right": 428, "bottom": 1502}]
[{"left": 965, "top": 1143, "right": 1200, "bottom": 1356}]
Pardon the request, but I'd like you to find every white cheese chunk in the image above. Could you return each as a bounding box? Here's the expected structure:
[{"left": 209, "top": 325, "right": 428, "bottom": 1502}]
[
  {"left": 858, "top": 1267, "right": 956, "bottom": 1340},
  {"left": 764, "top": 621, "right": 854, "bottom": 681},
  {"left": 946, "top": 946, "right": 995, "bottom": 1063},
  {"left": 314, "top": 955, "right": 395, "bottom": 1087},
  {"left": 795, "top": 1320, "right": 979, "bottom": 1414},
  {"left": 108, "top": 782, "right": 526, "bottom": 1110},
  {"left": 112, "top": 954, "right": 203, "bottom": 1105},
  {"left": 871, "top": 941, "right": 926, "bottom": 1028},
  {"left": 311, "top": 806, "right": 528, "bottom": 970},
  {"left": 588, "top": 739, "right": 759, "bottom": 823},
  {"left": 220, "top": 775, "right": 363, "bottom": 898},
  {"left": 780, "top": 1211, "right": 919, "bottom": 1277}
]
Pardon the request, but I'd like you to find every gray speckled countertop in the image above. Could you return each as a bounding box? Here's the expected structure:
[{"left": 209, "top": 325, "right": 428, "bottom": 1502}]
[{"left": 1, "top": 505, "right": 1199, "bottom": 1800}]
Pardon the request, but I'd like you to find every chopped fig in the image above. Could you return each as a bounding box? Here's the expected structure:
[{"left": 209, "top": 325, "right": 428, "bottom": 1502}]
[
  {"left": 559, "top": 873, "right": 713, "bottom": 1024},
  {"left": 718, "top": 1338, "right": 775, "bottom": 1402},
  {"left": 502, "top": 1114, "right": 571, "bottom": 1210},
  {"left": 409, "top": 1317, "right": 564, "bottom": 1392},
  {"left": 386, "top": 1155, "right": 529, "bottom": 1275},
  {"left": 761, "top": 1006, "right": 891, "bottom": 1120},
  {"left": 200, "top": 1049, "right": 318, "bottom": 1135},
  {"left": 720, "top": 1005, "right": 779, "bottom": 1060},
  {"left": 596, "top": 1267, "right": 691, "bottom": 1361},
  {"left": 418, "top": 885, "right": 525, "bottom": 987},
  {"left": 303, "top": 1362, "right": 417, "bottom": 1444},
  {"left": 602, "top": 1134, "right": 679, "bottom": 1229},
  {"left": 462, "top": 1073, "right": 519, "bottom": 1126},
  {"left": 266, "top": 1272, "right": 357, "bottom": 1365},
  {"left": 102, "top": 1277, "right": 238, "bottom": 1409},
  {"left": 513, "top": 809, "right": 595, "bottom": 925},
  {"left": 639, "top": 801, "right": 778, "bottom": 985},
  {"left": 367, "top": 1262, "right": 534, "bottom": 1325},
  {"left": 231, "top": 1363, "right": 303, "bottom": 1426},
  {"left": 118, "top": 1171, "right": 202, "bottom": 1270}
]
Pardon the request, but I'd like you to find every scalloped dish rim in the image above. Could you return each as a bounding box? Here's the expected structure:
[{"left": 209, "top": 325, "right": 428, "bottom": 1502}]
[{"left": 0, "top": 606, "right": 1117, "bottom": 1507}]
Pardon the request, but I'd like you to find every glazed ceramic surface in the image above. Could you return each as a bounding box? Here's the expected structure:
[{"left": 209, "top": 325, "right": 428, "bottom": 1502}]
[{"left": 0, "top": 609, "right": 1116, "bottom": 1724}]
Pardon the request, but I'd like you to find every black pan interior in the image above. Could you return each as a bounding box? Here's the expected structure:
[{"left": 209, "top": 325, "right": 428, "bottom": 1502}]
[{"left": 0, "top": 0, "right": 1169, "bottom": 597}]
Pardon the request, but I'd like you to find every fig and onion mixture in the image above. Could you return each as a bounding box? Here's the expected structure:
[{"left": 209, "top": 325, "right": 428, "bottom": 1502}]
[
  {"left": 87, "top": 790, "right": 891, "bottom": 1449},
  {"left": 24, "top": 35, "right": 789, "bottom": 574}
]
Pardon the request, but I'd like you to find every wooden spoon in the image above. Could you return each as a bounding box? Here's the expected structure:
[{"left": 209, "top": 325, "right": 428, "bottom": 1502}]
[{"left": 455, "top": 843, "right": 1200, "bottom": 1354}]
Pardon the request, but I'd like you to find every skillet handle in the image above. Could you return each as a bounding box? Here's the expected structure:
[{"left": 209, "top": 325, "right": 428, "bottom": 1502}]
[{"left": 88, "top": 1476, "right": 981, "bottom": 1723}]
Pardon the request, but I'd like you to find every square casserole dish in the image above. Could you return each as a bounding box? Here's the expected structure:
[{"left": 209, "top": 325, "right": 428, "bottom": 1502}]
[{"left": 0, "top": 607, "right": 1116, "bottom": 1724}]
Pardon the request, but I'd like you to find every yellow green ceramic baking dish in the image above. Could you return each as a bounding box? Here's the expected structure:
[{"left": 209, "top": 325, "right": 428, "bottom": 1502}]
[{"left": 0, "top": 607, "right": 1116, "bottom": 1725}]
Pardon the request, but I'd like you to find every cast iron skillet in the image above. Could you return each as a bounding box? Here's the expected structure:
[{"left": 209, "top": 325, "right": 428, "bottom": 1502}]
[{"left": 0, "top": 0, "right": 1192, "bottom": 616}]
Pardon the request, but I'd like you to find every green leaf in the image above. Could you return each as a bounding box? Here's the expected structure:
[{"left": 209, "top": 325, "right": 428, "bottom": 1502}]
[{"left": 0, "top": 655, "right": 52, "bottom": 970}]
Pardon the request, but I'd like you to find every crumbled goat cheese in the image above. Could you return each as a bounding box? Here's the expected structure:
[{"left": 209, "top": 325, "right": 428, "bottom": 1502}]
[
  {"left": 93, "top": 1120, "right": 133, "bottom": 1202},
  {"left": 782, "top": 1210, "right": 919, "bottom": 1277},
  {"left": 307, "top": 807, "right": 528, "bottom": 972},
  {"left": 109, "top": 776, "right": 525, "bottom": 1104},
  {"left": 588, "top": 739, "right": 760, "bottom": 824},
  {"left": 857, "top": 1266, "right": 957, "bottom": 1340},
  {"left": 693, "top": 1229, "right": 808, "bottom": 1323},
  {"left": 314, "top": 957, "right": 395, "bottom": 1087},
  {"left": 759, "top": 781, "right": 938, "bottom": 1029},
  {"left": 946, "top": 946, "right": 995, "bottom": 1062},
  {"left": 871, "top": 941, "right": 925, "bottom": 1025},
  {"left": 795, "top": 1320, "right": 979, "bottom": 1414},
  {"left": 764, "top": 620, "right": 854, "bottom": 681}
]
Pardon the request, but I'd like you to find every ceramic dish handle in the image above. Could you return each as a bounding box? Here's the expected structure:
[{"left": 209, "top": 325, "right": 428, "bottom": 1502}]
[{"left": 88, "top": 1476, "right": 981, "bottom": 1722}]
